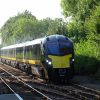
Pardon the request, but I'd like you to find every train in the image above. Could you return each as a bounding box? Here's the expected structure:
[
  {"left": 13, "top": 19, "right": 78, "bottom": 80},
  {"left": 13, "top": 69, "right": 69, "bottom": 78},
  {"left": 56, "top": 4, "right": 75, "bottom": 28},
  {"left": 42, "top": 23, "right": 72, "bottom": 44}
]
[{"left": 0, "top": 35, "right": 74, "bottom": 82}]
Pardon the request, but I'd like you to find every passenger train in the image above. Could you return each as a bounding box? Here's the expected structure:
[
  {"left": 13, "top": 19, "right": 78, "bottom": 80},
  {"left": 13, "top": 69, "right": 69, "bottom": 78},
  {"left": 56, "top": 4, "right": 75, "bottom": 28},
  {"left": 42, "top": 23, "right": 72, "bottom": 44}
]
[{"left": 0, "top": 35, "right": 74, "bottom": 82}]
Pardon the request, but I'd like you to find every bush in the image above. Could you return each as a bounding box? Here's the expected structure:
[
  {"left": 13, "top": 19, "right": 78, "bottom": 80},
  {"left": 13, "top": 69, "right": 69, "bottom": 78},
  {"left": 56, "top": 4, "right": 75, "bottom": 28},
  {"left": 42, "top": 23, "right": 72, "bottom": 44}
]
[{"left": 74, "top": 40, "right": 100, "bottom": 75}]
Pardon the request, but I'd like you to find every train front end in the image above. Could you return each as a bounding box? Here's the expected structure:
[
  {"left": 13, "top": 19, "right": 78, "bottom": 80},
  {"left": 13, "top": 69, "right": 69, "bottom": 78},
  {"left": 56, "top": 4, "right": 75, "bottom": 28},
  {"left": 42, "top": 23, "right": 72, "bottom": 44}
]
[{"left": 43, "top": 35, "right": 74, "bottom": 82}]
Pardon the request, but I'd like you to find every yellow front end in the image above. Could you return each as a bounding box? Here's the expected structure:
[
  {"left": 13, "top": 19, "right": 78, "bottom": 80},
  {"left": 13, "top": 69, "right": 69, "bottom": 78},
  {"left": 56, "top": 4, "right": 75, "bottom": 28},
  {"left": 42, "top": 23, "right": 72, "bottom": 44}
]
[{"left": 48, "top": 54, "right": 72, "bottom": 68}]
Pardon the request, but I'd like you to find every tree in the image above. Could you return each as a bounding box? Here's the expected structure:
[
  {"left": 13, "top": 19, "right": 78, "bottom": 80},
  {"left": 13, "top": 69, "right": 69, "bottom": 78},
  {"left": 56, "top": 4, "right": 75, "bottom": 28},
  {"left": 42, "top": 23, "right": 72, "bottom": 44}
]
[
  {"left": 61, "top": 0, "right": 100, "bottom": 41},
  {"left": 0, "top": 11, "right": 68, "bottom": 46},
  {"left": 0, "top": 10, "right": 38, "bottom": 45}
]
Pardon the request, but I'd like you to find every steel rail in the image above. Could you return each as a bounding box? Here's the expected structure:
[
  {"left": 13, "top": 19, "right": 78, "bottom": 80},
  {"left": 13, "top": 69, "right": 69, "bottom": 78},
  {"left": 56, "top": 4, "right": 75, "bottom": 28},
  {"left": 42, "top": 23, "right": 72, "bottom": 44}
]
[
  {"left": 38, "top": 83, "right": 90, "bottom": 100},
  {"left": 72, "top": 83, "right": 100, "bottom": 99},
  {"left": 0, "top": 67, "right": 52, "bottom": 100},
  {"left": 0, "top": 76, "right": 23, "bottom": 100},
  {"left": 73, "top": 83, "right": 100, "bottom": 94}
]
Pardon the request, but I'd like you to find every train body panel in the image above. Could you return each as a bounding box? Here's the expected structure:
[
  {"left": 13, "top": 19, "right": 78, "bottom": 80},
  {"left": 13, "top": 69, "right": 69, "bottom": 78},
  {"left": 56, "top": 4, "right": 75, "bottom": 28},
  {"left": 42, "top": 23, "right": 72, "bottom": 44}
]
[
  {"left": 0, "top": 35, "right": 74, "bottom": 82},
  {"left": 48, "top": 54, "right": 72, "bottom": 68}
]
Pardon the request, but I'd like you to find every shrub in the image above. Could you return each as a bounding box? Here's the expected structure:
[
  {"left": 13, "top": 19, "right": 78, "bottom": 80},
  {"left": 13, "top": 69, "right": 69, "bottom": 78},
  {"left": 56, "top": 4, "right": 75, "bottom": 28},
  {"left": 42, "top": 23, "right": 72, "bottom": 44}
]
[{"left": 74, "top": 40, "right": 100, "bottom": 75}]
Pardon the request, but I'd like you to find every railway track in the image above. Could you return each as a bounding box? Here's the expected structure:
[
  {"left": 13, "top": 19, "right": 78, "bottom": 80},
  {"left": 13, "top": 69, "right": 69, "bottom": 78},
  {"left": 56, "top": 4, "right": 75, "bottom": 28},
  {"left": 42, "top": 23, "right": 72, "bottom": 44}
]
[
  {"left": 0, "top": 76, "right": 50, "bottom": 100},
  {"left": 0, "top": 63, "right": 74, "bottom": 100},
  {"left": 0, "top": 76, "right": 23, "bottom": 100},
  {"left": 0, "top": 75, "right": 13, "bottom": 95},
  {"left": 28, "top": 81, "right": 100, "bottom": 100},
  {"left": 0, "top": 64, "right": 52, "bottom": 100},
  {"left": 0, "top": 63, "right": 100, "bottom": 100}
]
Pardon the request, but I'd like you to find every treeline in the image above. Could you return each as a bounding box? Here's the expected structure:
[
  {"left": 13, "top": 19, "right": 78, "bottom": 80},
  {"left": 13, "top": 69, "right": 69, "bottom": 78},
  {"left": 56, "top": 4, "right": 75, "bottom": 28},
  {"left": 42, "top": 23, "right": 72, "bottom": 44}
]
[
  {"left": 0, "top": 10, "right": 67, "bottom": 46},
  {"left": 61, "top": 0, "right": 100, "bottom": 78}
]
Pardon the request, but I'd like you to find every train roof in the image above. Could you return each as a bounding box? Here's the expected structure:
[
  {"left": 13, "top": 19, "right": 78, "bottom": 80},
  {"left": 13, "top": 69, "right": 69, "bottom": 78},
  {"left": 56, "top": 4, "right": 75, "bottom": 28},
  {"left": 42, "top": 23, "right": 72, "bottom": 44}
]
[
  {"left": 1, "top": 38, "right": 44, "bottom": 50},
  {"left": 1, "top": 35, "right": 72, "bottom": 50},
  {"left": 43, "top": 35, "right": 72, "bottom": 43}
]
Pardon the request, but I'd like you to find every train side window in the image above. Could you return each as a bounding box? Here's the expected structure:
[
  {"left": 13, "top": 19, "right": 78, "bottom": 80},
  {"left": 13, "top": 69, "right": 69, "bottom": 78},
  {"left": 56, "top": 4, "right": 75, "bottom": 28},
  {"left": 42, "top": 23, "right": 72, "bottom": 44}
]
[
  {"left": 3, "top": 50, "right": 5, "bottom": 56},
  {"left": 1, "top": 50, "right": 2, "bottom": 56},
  {"left": 24, "top": 46, "right": 33, "bottom": 59},
  {"left": 24, "top": 44, "right": 41, "bottom": 60},
  {"left": 16, "top": 47, "right": 23, "bottom": 59},
  {"left": 2, "top": 50, "right": 4, "bottom": 56},
  {"left": 31, "top": 44, "right": 41, "bottom": 60},
  {"left": 37, "top": 44, "right": 41, "bottom": 59},
  {"left": 9, "top": 49, "right": 13, "bottom": 57},
  {"left": 6, "top": 49, "right": 8, "bottom": 57},
  {"left": 32, "top": 45, "right": 37, "bottom": 59}
]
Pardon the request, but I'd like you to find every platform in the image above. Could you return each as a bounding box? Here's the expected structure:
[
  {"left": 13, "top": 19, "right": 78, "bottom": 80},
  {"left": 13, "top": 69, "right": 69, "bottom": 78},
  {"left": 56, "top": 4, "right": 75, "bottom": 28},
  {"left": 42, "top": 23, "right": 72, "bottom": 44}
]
[{"left": 0, "top": 94, "right": 23, "bottom": 100}]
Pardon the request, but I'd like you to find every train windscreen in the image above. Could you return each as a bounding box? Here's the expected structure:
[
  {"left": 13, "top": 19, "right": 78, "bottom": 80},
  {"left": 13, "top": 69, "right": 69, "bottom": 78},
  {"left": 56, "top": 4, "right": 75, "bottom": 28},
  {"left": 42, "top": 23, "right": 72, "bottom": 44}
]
[{"left": 46, "top": 42, "right": 72, "bottom": 56}]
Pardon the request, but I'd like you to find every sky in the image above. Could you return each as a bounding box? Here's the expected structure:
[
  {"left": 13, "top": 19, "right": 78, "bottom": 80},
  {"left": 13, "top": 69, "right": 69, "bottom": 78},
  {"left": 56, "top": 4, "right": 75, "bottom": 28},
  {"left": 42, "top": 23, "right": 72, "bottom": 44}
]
[{"left": 0, "top": 0, "right": 65, "bottom": 28}]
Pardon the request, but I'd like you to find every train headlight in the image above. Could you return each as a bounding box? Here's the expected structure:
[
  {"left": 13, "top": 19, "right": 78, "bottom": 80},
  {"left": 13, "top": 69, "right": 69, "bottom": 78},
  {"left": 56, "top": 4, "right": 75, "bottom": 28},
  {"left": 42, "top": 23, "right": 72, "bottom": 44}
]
[
  {"left": 46, "top": 59, "right": 52, "bottom": 65},
  {"left": 46, "top": 59, "right": 49, "bottom": 63},
  {"left": 48, "top": 61, "right": 52, "bottom": 65},
  {"left": 72, "top": 59, "right": 75, "bottom": 62}
]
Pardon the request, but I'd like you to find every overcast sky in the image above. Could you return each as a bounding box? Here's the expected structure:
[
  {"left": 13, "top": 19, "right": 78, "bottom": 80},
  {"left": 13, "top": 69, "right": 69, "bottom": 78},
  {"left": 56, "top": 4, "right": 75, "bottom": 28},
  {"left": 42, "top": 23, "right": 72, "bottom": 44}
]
[{"left": 0, "top": 0, "right": 64, "bottom": 28}]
